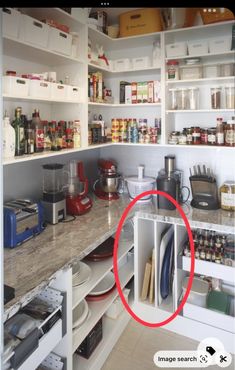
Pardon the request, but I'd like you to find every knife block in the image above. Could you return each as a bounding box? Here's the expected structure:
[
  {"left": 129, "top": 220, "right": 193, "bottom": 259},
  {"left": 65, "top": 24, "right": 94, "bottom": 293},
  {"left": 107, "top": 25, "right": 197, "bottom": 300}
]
[{"left": 190, "top": 175, "right": 220, "bottom": 210}]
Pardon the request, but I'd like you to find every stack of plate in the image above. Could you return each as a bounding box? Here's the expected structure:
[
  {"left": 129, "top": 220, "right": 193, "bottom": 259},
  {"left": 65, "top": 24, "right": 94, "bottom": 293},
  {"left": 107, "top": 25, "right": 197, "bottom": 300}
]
[
  {"left": 73, "top": 299, "right": 89, "bottom": 330},
  {"left": 86, "top": 272, "right": 116, "bottom": 301},
  {"left": 72, "top": 261, "right": 92, "bottom": 287}
]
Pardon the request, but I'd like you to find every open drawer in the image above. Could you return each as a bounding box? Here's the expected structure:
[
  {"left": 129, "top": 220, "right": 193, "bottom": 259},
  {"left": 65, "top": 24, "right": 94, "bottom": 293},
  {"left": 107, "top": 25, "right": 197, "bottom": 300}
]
[
  {"left": 4, "top": 287, "right": 67, "bottom": 370},
  {"left": 183, "top": 302, "right": 235, "bottom": 334}
]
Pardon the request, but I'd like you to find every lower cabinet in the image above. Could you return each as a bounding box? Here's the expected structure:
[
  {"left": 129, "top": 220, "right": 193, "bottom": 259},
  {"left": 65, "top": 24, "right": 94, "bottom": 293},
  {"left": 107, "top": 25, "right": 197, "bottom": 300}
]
[{"left": 133, "top": 215, "right": 235, "bottom": 354}]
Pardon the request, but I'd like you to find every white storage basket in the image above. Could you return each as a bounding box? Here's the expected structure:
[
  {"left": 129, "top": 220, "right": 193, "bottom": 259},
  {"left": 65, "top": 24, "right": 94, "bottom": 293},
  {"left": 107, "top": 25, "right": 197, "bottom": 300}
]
[
  {"left": 113, "top": 58, "right": 131, "bottom": 71},
  {"left": 209, "top": 37, "right": 232, "bottom": 54},
  {"left": 48, "top": 28, "right": 72, "bottom": 56},
  {"left": 187, "top": 40, "right": 208, "bottom": 56},
  {"left": 132, "top": 56, "right": 150, "bottom": 69},
  {"left": 3, "top": 76, "right": 29, "bottom": 97},
  {"left": 51, "top": 83, "right": 67, "bottom": 100},
  {"left": 166, "top": 42, "right": 187, "bottom": 58},
  {"left": 2, "top": 7, "right": 21, "bottom": 38},
  {"left": 29, "top": 80, "right": 51, "bottom": 99},
  {"left": 19, "top": 14, "right": 49, "bottom": 48},
  {"left": 66, "top": 85, "right": 80, "bottom": 101}
]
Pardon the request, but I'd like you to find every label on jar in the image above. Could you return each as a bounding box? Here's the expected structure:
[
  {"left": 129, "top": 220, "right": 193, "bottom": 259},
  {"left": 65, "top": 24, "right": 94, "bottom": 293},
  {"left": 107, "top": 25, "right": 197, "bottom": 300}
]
[
  {"left": 208, "top": 134, "right": 216, "bottom": 144},
  {"left": 221, "top": 192, "right": 235, "bottom": 207},
  {"left": 216, "top": 132, "right": 224, "bottom": 144},
  {"left": 192, "top": 133, "right": 200, "bottom": 137}
]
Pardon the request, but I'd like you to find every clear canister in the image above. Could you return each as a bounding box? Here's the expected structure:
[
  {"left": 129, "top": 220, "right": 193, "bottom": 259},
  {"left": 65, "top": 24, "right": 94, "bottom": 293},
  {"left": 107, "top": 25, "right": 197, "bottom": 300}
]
[
  {"left": 210, "top": 86, "right": 222, "bottom": 109},
  {"left": 225, "top": 85, "right": 235, "bottom": 109},
  {"left": 220, "top": 181, "right": 235, "bottom": 211},
  {"left": 220, "top": 63, "right": 234, "bottom": 77},
  {"left": 188, "top": 87, "right": 199, "bottom": 109},
  {"left": 169, "top": 88, "right": 179, "bottom": 110},
  {"left": 178, "top": 88, "right": 189, "bottom": 110}
]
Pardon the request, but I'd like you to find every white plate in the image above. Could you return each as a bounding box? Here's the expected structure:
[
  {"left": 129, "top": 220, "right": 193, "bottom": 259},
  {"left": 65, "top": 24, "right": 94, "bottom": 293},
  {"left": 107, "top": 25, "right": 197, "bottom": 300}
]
[
  {"left": 72, "top": 262, "right": 91, "bottom": 287},
  {"left": 72, "top": 261, "right": 81, "bottom": 277},
  {"left": 157, "top": 225, "right": 174, "bottom": 306},
  {"left": 72, "top": 299, "right": 89, "bottom": 329},
  {"left": 88, "top": 271, "right": 115, "bottom": 296}
]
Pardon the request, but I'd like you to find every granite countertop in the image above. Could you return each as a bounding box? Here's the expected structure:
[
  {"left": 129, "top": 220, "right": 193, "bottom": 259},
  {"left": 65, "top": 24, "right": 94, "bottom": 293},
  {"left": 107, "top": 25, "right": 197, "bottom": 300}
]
[{"left": 4, "top": 193, "right": 235, "bottom": 319}]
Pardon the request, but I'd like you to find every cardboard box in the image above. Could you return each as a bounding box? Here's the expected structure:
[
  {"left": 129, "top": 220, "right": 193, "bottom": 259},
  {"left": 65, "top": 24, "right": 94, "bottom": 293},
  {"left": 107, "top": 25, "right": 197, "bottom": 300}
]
[
  {"left": 125, "top": 85, "right": 132, "bottom": 104},
  {"left": 119, "top": 8, "right": 162, "bottom": 38},
  {"left": 142, "top": 81, "right": 148, "bottom": 103},
  {"left": 131, "top": 82, "right": 137, "bottom": 104},
  {"left": 154, "top": 80, "right": 161, "bottom": 103},
  {"left": 148, "top": 81, "right": 154, "bottom": 103},
  {"left": 137, "top": 82, "right": 142, "bottom": 103},
  {"left": 120, "top": 81, "right": 130, "bottom": 103}
]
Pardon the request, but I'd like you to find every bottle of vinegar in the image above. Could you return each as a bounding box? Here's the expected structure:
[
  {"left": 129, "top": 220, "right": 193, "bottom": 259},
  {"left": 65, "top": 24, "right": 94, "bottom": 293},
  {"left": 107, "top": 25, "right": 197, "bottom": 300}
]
[{"left": 12, "top": 107, "right": 25, "bottom": 156}]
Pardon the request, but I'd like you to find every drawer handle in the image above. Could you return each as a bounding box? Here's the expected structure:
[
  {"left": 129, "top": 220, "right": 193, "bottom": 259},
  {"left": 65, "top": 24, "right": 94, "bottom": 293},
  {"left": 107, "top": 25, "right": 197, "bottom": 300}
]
[
  {"left": 16, "top": 79, "right": 26, "bottom": 85},
  {"left": 59, "top": 32, "right": 67, "bottom": 39},
  {"left": 33, "top": 21, "right": 43, "bottom": 28},
  {"left": 58, "top": 85, "right": 64, "bottom": 90},
  {"left": 72, "top": 88, "right": 78, "bottom": 92},
  {"left": 130, "top": 14, "right": 141, "bottom": 19},
  {"left": 3, "top": 8, "right": 11, "bottom": 15},
  {"left": 40, "top": 82, "right": 48, "bottom": 88}
]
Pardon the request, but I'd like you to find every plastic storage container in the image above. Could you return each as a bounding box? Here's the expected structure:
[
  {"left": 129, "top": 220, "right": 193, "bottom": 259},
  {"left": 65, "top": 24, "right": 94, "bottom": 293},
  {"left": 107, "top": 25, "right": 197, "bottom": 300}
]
[
  {"left": 48, "top": 27, "right": 72, "bottom": 56},
  {"left": 105, "top": 288, "right": 130, "bottom": 319},
  {"left": 225, "top": 85, "right": 235, "bottom": 109},
  {"left": 29, "top": 80, "right": 51, "bottom": 99},
  {"left": 203, "top": 64, "right": 220, "bottom": 78},
  {"left": 178, "top": 88, "right": 189, "bottom": 110},
  {"left": 187, "top": 39, "right": 208, "bottom": 56},
  {"left": 166, "top": 42, "right": 187, "bottom": 58},
  {"left": 169, "top": 88, "right": 179, "bottom": 110},
  {"left": 2, "top": 7, "right": 21, "bottom": 38},
  {"left": 209, "top": 37, "right": 232, "bottom": 54},
  {"left": 132, "top": 56, "right": 150, "bottom": 69},
  {"left": 220, "top": 63, "right": 234, "bottom": 77},
  {"left": 188, "top": 87, "right": 199, "bottom": 110},
  {"left": 210, "top": 86, "right": 222, "bottom": 109},
  {"left": 3, "top": 76, "right": 29, "bottom": 97},
  {"left": 51, "top": 83, "right": 67, "bottom": 100},
  {"left": 182, "top": 276, "right": 209, "bottom": 307},
  {"left": 19, "top": 14, "right": 49, "bottom": 48},
  {"left": 207, "top": 290, "right": 230, "bottom": 314},
  {"left": 180, "top": 63, "right": 203, "bottom": 80},
  {"left": 66, "top": 85, "right": 80, "bottom": 101},
  {"left": 113, "top": 58, "right": 131, "bottom": 71}
]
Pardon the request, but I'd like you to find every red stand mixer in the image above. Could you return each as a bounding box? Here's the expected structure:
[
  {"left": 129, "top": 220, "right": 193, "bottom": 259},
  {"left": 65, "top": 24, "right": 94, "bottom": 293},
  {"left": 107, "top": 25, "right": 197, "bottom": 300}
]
[
  {"left": 93, "top": 159, "right": 123, "bottom": 200},
  {"left": 66, "top": 160, "right": 92, "bottom": 215}
]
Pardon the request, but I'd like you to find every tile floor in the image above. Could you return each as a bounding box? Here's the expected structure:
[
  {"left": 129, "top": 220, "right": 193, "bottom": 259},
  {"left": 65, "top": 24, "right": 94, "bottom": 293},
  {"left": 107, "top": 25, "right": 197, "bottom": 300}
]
[{"left": 102, "top": 319, "right": 234, "bottom": 370}]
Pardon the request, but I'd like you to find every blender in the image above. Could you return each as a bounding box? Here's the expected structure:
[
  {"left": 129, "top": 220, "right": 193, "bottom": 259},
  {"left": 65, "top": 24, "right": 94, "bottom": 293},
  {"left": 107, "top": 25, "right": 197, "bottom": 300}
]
[
  {"left": 66, "top": 160, "right": 92, "bottom": 215},
  {"left": 41, "top": 163, "right": 66, "bottom": 224}
]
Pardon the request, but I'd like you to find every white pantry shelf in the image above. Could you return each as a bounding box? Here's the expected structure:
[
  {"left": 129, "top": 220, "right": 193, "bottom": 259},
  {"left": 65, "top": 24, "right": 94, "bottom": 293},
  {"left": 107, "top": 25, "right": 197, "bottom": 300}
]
[
  {"left": 166, "top": 76, "right": 234, "bottom": 85},
  {"left": 164, "top": 20, "right": 235, "bottom": 34},
  {"left": 3, "top": 36, "right": 85, "bottom": 66},
  {"left": 88, "top": 62, "right": 161, "bottom": 75},
  {"left": 89, "top": 102, "right": 161, "bottom": 107},
  {"left": 166, "top": 109, "right": 235, "bottom": 113},
  {"left": 72, "top": 257, "right": 134, "bottom": 353},
  {"left": 3, "top": 94, "right": 83, "bottom": 104},
  {"left": 73, "top": 310, "right": 131, "bottom": 370},
  {"left": 72, "top": 239, "right": 133, "bottom": 310}
]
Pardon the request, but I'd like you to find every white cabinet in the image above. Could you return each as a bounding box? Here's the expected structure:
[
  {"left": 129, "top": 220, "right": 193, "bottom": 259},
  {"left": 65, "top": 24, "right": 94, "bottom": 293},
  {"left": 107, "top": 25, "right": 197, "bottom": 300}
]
[{"left": 133, "top": 214, "right": 235, "bottom": 354}]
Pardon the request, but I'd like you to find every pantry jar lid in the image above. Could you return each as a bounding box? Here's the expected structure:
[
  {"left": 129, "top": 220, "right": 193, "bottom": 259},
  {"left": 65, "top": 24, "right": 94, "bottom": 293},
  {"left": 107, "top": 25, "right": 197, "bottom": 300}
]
[
  {"left": 223, "top": 181, "right": 235, "bottom": 186},
  {"left": 183, "top": 277, "right": 209, "bottom": 295},
  {"left": 167, "top": 60, "right": 179, "bottom": 65}
]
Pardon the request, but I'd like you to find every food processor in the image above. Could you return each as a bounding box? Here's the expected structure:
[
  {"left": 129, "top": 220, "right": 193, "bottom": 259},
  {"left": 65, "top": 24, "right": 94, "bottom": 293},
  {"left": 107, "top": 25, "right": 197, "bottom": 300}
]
[
  {"left": 41, "top": 163, "right": 66, "bottom": 224},
  {"left": 125, "top": 165, "right": 155, "bottom": 202},
  {"left": 66, "top": 160, "right": 92, "bottom": 215},
  {"left": 93, "top": 159, "right": 123, "bottom": 200}
]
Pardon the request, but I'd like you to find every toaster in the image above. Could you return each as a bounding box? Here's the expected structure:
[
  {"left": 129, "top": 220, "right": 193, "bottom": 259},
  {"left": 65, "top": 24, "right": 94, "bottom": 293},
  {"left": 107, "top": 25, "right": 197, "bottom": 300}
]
[{"left": 4, "top": 199, "right": 45, "bottom": 248}]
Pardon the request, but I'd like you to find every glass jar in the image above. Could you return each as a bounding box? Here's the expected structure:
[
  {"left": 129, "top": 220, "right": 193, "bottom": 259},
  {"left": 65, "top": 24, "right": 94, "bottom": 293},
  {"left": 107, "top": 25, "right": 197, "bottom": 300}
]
[
  {"left": 220, "top": 63, "right": 234, "bottom": 77},
  {"left": 225, "top": 85, "right": 235, "bottom": 109},
  {"left": 220, "top": 181, "right": 235, "bottom": 211},
  {"left": 210, "top": 86, "right": 222, "bottom": 109},
  {"left": 168, "top": 131, "right": 180, "bottom": 145},
  {"left": 180, "top": 59, "right": 203, "bottom": 80},
  {"left": 188, "top": 87, "right": 199, "bottom": 109},
  {"left": 178, "top": 88, "right": 189, "bottom": 110},
  {"left": 201, "top": 128, "right": 209, "bottom": 145},
  {"left": 203, "top": 64, "right": 220, "bottom": 78},
  {"left": 178, "top": 131, "right": 187, "bottom": 145},
  {"left": 169, "top": 88, "right": 179, "bottom": 109},
  {"left": 208, "top": 128, "right": 216, "bottom": 145},
  {"left": 192, "top": 126, "right": 201, "bottom": 145},
  {"left": 225, "top": 120, "right": 235, "bottom": 146},
  {"left": 186, "top": 127, "right": 193, "bottom": 145},
  {"left": 166, "top": 60, "right": 179, "bottom": 80}
]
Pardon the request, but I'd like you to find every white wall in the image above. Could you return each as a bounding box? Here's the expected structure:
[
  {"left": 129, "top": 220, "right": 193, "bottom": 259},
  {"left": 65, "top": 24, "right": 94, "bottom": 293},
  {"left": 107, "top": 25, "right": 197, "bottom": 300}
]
[{"left": 100, "top": 146, "right": 235, "bottom": 200}]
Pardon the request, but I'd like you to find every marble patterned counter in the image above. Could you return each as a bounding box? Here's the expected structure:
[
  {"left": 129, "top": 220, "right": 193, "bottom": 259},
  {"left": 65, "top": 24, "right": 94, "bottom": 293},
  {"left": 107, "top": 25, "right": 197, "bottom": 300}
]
[{"left": 4, "top": 194, "right": 235, "bottom": 320}]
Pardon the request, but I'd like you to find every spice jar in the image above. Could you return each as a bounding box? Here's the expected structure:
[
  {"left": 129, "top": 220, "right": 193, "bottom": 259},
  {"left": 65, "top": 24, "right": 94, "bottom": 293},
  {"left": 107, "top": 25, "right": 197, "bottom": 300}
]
[
  {"left": 210, "top": 86, "right": 222, "bottom": 109},
  {"left": 192, "top": 126, "right": 201, "bottom": 145},
  {"left": 169, "top": 131, "right": 180, "bottom": 145},
  {"left": 166, "top": 60, "right": 179, "bottom": 80},
  {"left": 224, "top": 120, "right": 235, "bottom": 146},
  {"left": 208, "top": 128, "right": 216, "bottom": 145},
  {"left": 220, "top": 181, "right": 235, "bottom": 211},
  {"left": 178, "top": 131, "right": 187, "bottom": 145},
  {"left": 186, "top": 127, "right": 193, "bottom": 145},
  {"left": 201, "top": 128, "right": 209, "bottom": 145}
]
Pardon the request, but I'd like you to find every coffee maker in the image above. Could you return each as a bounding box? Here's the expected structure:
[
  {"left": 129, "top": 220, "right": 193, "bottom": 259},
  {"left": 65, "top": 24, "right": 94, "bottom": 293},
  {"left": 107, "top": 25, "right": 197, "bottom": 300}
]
[
  {"left": 66, "top": 160, "right": 92, "bottom": 215},
  {"left": 41, "top": 163, "right": 66, "bottom": 224},
  {"left": 157, "top": 156, "right": 189, "bottom": 210}
]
